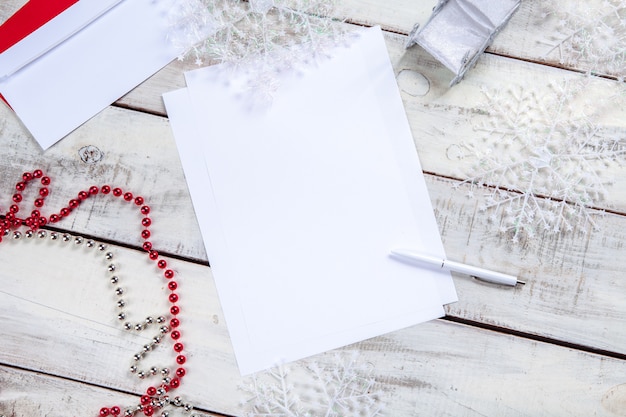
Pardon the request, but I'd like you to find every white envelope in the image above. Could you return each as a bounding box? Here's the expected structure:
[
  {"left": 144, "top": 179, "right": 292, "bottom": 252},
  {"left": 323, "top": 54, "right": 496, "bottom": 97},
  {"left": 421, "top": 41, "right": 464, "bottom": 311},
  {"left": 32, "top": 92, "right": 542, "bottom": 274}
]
[
  {"left": 164, "top": 26, "right": 457, "bottom": 375},
  {"left": 0, "top": 0, "right": 203, "bottom": 149}
]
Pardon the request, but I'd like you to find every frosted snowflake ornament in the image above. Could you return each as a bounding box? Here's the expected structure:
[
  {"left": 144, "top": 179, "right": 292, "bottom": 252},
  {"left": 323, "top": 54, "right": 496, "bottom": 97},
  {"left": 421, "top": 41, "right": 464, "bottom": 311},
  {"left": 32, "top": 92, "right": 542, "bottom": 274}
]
[
  {"left": 538, "top": 0, "right": 626, "bottom": 80},
  {"left": 452, "top": 76, "right": 626, "bottom": 241},
  {"left": 240, "top": 351, "right": 385, "bottom": 417},
  {"left": 168, "top": 0, "right": 348, "bottom": 98}
]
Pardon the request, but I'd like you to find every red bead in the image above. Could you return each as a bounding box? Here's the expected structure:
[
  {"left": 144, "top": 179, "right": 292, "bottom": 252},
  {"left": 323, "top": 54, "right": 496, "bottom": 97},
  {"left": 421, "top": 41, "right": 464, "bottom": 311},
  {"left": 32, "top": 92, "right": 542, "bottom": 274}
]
[
  {"left": 22, "top": 172, "right": 33, "bottom": 181},
  {"left": 78, "top": 190, "right": 89, "bottom": 200},
  {"left": 176, "top": 355, "right": 186, "bottom": 365},
  {"left": 142, "top": 217, "right": 151, "bottom": 227},
  {"left": 134, "top": 196, "right": 144, "bottom": 205},
  {"left": 12, "top": 193, "right": 22, "bottom": 203},
  {"left": 167, "top": 281, "right": 177, "bottom": 291},
  {"left": 165, "top": 270, "right": 175, "bottom": 280},
  {"left": 41, "top": 176, "right": 51, "bottom": 186},
  {"left": 140, "top": 205, "right": 150, "bottom": 215},
  {"left": 157, "top": 260, "right": 167, "bottom": 269},
  {"left": 99, "top": 408, "right": 110, "bottom": 416},
  {"left": 39, "top": 187, "right": 49, "bottom": 197},
  {"left": 34, "top": 198, "right": 44, "bottom": 208},
  {"left": 16, "top": 181, "right": 26, "bottom": 191},
  {"left": 31, "top": 209, "right": 40, "bottom": 217},
  {"left": 24, "top": 218, "right": 33, "bottom": 227},
  {"left": 49, "top": 214, "right": 60, "bottom": 223},
  {"left": 123, "top": 192, "right": 133, "bottom": 201},
  {"left": 169, "top": 293, "right": 178, "bottom": 303},
  {"left": 60, "top": 207, "right": 71, "bottom": 217},
  {"left": 170, "top": 318, "right": 180, "bottom": 328},
  {"left": 111, "top": 406, "right": 121, "bottom": 415},
  {"left": 175, "top": 367, "right": 186, "bottom": 378},
  {"left": 171, "top": 330, "right": 181, "bottom": 339},
  {"left": 140, "top": 395, "right": 151, "bottom": 405},
  {"left": 9, "top": 205, "right": 18, "bottom": 214},
  {"left": 149, "top": 250, "right": 159, "bottom": 260},
  {"left": 69, "top": 199, "right": 79, "bottom": 208},
  {"left": 147, "top": 386, "right": 157, "bottom": 396},
  {"left": 170, "top": 306, "right": 180, "bottom": 316},
  {"left": 143, "top": 242, "right": 153, "bottom": 251},
  {"left": 38, "top": 217, "right": 47, "bottom": 226},
  {"left": 169, "top": 378, "right": 180, "bottom": 389},
  {"left": 33, "top": 169, "right": 43, "bottom": 178},
  {"left": 89, "top": 186, "right": 99, "bottom": 195},
  {"left": 143, "top": 405, "right": 154, "bottom": 416},
  {"left": 112, "top": 188, "right": 123, "bottom": 197},
  {"left": 101, "top": 185, "right": 111, "bottom": 194},
  {"left": 173, "top": 343, "right": 184, "bottom": 352},
  {"left": 142, "top": 230, "right": 151, "bottom": 239}
]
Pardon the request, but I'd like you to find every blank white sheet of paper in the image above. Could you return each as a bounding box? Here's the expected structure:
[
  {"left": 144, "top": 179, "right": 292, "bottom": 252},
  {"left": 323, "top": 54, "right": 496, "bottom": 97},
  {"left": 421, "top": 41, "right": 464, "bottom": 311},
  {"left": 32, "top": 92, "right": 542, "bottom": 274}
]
[{"left": 164, "top": 26, "right": 457, "bottom": 375}]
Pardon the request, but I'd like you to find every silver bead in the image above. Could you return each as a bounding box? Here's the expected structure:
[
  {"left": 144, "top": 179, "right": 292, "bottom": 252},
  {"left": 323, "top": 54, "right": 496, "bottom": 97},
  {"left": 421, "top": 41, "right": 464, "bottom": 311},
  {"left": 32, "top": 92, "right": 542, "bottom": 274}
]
[
  {"left": 62, "top": 233, "right": 71, "bottom": 242},
  {"left": 162, "top": 377, "right": 171, "bottom": 384},
  {"left": 173, "top": 397, "right": 182, "bottom": 406},
  {"left": 161, "top": 368, "right": 170, "bottom": 376},
  {"left": 150, "top": 366, "right": 158, "bottom": 375},
  {"left": 117, "top": 300, "right": 125, "bottom": 308},
  {"left": 142, "top": 344, "right": 151, "bottom": 353},
  {"left": 156, "top": 316, "right": 166, "bottom": 323},
  {"left": 130, "top": 365, "right": 137, "bottom": 373},
  {"left": 135, "top": 323, "right": 143, "bottom": 331},
  {"left": 12, "top": 231, "right": 21, "bottom": 239},
  {"left": 98, "top": 243, "right": 107, "bottom": 251},
  {"left": 157, "top": 388, "right": 166, "bottom": 396},
  {"left": 108, "top": 264, "right": 116, "bottom": 272},
  {"left": 159, "top": 326, "right": 170, "bottom": 334},
  {"left": 50, "top": 232, "right": 58, "bottom": 240},
  {"left": 124, "top": 410, "right": 133, "bottom": 417},
  {"left": 86, "top": 240, "right": 95, "bottom": 247},
  {"left": 117, "top": 312, "right": 126, "bottom": 320},
  {"left": 105, "top": 252, "right": 114, "bottom": 260},
  {"left": 124, "top": 322, "right": 132, "bottom": 330},
  {"left": 137, "top": 370, "right": 146, "bottom": 379},
  {"left": 153, "top": 336, "right": 162, "bottom": 344},
  {"left": 145, "top": 316, "right": 154, "bottom": 324},
  {"left": 25, "top": 230, "right": 34, "bottom": 238},
  {"left": 183, "top": 404, "right": 193, "bottom": 412},
  {"left": 160, "top": 411, "right": 169, "bottom": 417},
  {"left": 38, "top": 230, "right": 48, "bottom": 239},
  {"left": 74, "top": 236, "right": 83, "bottom": 245},
  {"left": 110, "top": 276, "right": 119, "bottom": 284},
  {"left": 2, "top": 229, "right": 8, "bottom": 236},
  {"left": 115, "top": 287, "right": 123, "bottom": 295}
]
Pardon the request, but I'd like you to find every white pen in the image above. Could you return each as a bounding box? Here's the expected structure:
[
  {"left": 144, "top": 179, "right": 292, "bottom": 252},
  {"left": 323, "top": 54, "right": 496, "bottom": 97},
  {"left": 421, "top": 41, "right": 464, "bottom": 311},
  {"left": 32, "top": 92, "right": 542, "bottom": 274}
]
[{"left": 389, "top": 248, "right": 525, "bottom": 287}]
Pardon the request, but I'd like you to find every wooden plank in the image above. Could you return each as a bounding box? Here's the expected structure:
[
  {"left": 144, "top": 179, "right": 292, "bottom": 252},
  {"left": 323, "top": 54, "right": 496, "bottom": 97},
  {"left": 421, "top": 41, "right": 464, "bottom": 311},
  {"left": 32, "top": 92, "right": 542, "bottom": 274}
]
[
  {"left": 0, "top": 365, "right": 224, "bottom": 417},
  {"left": 1, "top": 62, "right": 626, "bottom": 356},
  {"left": 2, "top": 245, "right": 626, "bottom": 417}
]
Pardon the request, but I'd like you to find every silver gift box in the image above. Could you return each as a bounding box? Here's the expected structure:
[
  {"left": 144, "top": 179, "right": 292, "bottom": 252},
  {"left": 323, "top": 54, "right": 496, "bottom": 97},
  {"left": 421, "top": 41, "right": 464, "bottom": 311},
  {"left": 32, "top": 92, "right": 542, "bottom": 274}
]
[{"left": 406, "top": 0, "right": 521, "bottom": 85}]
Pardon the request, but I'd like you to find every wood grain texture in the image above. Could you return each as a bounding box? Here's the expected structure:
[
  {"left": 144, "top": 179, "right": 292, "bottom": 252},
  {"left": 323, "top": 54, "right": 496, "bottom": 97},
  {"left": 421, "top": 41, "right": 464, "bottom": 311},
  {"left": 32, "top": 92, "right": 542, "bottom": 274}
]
[
  {"left": 1, "top": 237, "right": 625, "bottom": 416},
  {"left": 0, "top": 366, "right": 224, "bottom": 417},
  {"left": 2, "top": 0, "right": 626, "bottom": 416}
]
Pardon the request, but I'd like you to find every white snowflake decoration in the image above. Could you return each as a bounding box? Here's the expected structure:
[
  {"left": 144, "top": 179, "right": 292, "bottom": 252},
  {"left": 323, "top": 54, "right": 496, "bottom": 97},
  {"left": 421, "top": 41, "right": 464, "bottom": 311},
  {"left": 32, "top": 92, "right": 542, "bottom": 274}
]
[
  {"left": 453, "top": 76, "right": 626, "bottom": 241},
  {"left": 538, "top": 0, "right": 626, "bottom": 80},
  {"left": 240, "top": 351, "right": 385, "bottom": 417},
  {"left": 168, "top": 0, "right": 348, "bottom": 97}
]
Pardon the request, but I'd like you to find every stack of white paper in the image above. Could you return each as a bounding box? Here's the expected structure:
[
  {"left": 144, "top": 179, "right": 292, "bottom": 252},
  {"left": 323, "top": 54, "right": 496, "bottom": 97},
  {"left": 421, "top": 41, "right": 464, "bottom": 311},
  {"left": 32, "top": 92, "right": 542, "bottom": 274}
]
[{"left": 164, "top": 26, "right": 457, "bottom": 375}]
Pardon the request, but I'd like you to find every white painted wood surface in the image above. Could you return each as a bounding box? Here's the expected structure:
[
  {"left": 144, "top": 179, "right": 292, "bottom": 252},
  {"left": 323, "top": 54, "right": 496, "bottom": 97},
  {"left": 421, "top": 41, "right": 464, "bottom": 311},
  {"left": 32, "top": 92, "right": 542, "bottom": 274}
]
[{"left": 1, "top": 0, "right": 626, "bottom": 416}]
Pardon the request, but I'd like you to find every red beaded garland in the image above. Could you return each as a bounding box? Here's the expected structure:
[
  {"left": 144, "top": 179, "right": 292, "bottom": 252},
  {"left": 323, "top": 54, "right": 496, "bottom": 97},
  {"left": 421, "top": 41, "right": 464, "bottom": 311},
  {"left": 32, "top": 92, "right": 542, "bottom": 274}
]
[{"left": 0, "top": 170, "right": 189, "bottom": 417}]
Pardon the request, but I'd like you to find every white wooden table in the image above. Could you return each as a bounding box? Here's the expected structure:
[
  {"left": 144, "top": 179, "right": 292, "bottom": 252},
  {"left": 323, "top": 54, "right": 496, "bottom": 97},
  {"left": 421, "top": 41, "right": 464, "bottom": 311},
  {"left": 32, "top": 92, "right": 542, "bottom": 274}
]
[{"left": 2, "top": 1, "right": 626, "bottom": 416}]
